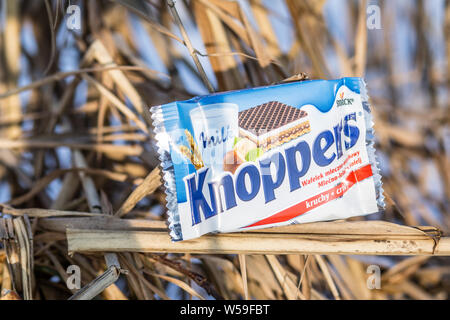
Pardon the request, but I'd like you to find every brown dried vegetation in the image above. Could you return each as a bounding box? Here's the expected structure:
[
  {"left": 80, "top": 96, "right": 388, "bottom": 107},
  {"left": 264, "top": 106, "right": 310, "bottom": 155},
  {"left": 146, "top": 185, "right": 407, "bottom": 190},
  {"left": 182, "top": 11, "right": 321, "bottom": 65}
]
[{"left": 0, "top": 0, "right": 449, "bottom": 300}]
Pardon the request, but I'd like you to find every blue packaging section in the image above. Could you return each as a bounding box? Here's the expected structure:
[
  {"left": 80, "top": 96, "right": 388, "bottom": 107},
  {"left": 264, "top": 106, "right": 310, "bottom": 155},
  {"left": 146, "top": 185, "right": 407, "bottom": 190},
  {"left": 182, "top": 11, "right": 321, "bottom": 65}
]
[{"left": 159, "top": 78, "right": 362, "bottom": 204}]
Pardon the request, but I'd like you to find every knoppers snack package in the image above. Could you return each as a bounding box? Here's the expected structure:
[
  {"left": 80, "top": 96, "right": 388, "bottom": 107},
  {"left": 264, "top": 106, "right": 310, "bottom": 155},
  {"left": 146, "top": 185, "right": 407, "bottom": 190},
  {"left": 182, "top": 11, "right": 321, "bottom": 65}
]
[{"left": 151, "top": 78, "right": 384, "bottom": 241}]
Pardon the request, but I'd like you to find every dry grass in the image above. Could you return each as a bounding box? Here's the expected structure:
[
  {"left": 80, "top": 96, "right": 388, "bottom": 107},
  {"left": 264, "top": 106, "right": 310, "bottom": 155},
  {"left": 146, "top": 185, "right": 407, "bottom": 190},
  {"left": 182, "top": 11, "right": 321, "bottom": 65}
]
[{"left": 0, "top": 0, "right": 449, "bottom": 300}]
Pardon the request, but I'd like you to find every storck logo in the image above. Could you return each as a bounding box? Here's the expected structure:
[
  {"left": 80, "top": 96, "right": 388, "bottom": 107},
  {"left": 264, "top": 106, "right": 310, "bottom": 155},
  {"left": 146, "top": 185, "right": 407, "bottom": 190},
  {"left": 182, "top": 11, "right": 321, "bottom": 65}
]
[
  {"left": 336, "top": 91, "right": 354, "bottom": 107},
  {"left": 184, "top": 112, "right": 361, "bottom": 226}
]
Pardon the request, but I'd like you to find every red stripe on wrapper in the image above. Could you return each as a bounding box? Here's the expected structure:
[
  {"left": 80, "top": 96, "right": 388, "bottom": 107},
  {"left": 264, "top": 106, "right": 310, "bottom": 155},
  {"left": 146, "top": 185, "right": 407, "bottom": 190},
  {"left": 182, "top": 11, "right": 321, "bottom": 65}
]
[{"left": 244, "top": 164, "right": 373, "bottom": 228}]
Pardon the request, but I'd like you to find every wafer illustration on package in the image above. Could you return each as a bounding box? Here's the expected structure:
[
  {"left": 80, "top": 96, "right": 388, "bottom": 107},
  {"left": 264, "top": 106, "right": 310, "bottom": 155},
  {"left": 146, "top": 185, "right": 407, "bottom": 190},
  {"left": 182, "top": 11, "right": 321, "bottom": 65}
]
[
  {"left": 151, "top": 78, "right": 384, "bottom": 241},
  {"left": 238, "top": 101, "right": 311, "bottom": 151}
]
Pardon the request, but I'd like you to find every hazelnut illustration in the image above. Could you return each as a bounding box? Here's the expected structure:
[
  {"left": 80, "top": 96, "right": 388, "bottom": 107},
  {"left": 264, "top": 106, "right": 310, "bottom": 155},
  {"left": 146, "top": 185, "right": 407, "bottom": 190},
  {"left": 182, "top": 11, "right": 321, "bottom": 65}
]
[{"left": 223, "top": 138, "right": 257, "bottom": 173}]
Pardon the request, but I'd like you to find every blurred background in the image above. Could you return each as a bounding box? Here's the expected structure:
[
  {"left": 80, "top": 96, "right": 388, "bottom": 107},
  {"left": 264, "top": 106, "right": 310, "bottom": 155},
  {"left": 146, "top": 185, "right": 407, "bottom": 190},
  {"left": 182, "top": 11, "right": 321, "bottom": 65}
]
[{"left": 0, "top": 0, "right": 448, "bottom": 300}]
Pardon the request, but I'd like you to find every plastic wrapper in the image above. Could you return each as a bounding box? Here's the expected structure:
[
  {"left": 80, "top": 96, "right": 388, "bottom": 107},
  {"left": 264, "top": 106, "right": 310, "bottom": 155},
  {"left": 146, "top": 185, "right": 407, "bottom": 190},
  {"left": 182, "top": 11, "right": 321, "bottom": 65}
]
[{"left": 151, "top": 78, "right": 384, "bottom": 241}]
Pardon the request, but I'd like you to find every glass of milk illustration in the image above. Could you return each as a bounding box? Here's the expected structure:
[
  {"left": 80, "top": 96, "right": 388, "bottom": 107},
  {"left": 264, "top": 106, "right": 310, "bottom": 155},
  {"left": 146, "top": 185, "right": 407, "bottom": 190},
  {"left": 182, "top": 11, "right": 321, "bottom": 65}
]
[{"left": 189, "top": 103, "right": 239, "bottom": 175}]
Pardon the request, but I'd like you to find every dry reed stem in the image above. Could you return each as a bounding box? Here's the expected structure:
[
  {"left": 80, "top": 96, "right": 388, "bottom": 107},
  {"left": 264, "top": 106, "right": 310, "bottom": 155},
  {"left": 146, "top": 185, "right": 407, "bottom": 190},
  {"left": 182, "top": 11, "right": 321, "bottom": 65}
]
[
  {"left": 238, "top": 254, "right": 249, "bottom": 300},
  {"left": 2, "top": 0, "right": 21, "bottom": 139},
  {"left": 69, "top": 150, "right": 122, "bottom": 300},
  {"left": 0, "top": 138, "right": 143, "bottom": 156},
  {"left": 167, "top": 0, "right": 215, "bottom": 92},
  {"left": 66, "top": 226, "right": 450, "bottom": 256},
  {"left": 145, "top": 271, "right": 206, "bottom": 300},
  {"left": 266, "top": 255, "right": 306, "bottom": 300},
  {"left": 11, "top": 217, "right": 33, "bottom": 300},
  {"left": 115, "top": 167, "right": 161, "bottom": 217},
  {"left": 1, "top": 205, "right": 99, "bottom": 218},
  {"left": 0, "top": 65, "right": 166, "bottom": 100},
  {"left": 68, "top": 265, "right": 122, "bottom": 300},
  {"left": 82, "top": 74, "right": 149, "bottom": 134},
  {"left": 353, "top": 0, "right": 368, "bottom": 77},
  {"left": 314, "top": 255, "right": 340, "bottom": 300}
]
